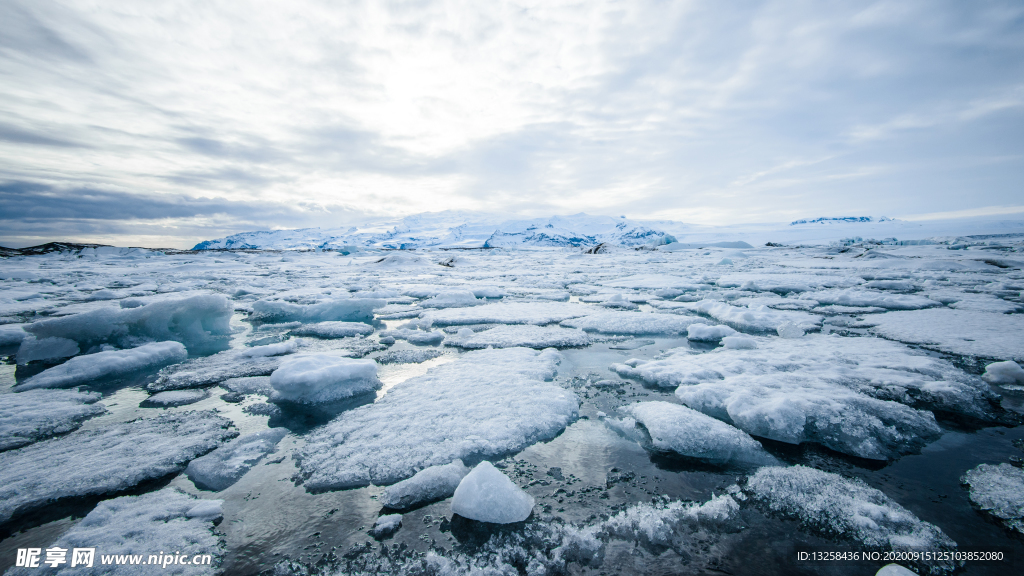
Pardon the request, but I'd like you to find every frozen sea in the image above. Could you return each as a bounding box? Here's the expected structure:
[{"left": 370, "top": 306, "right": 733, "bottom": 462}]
[{"left": 1, "top": 233, "right": 1023, "bottom": 576}]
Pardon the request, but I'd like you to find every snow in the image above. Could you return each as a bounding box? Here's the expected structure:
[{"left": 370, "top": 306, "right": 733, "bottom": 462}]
[
  {"left": 369, "top": 514, "right": 403, "bottom": 538},
  {"left": 380, "top": 460, "right": 469, "bottom": 510},
  {"left": 289, "top": 321, "right": 374, "bottom": 338},
  {"left": 451, "top": 461, "right": 535, "bottom": 524},
  {"left": 250, "top": 297, "right": 384, "bottom": 323},
  {"left": 20, "top": 294, "right": 233, "bottom": 353},
  {"left": 0, "top": 389, "right": 105, "bottom": 451},
  {"left": 0, "top": 323, "right": 27, "bottom": 347},
  {"left": 0, "top": 411, "right": 236, "bottom": 524},
  {"left": 870, "top": 309, "right": 1024, "bottom": 361},
  {"left": 722, "top": 335, "right": 757, "bottom": 349},
  {"left": 620, "top": 401, "right": 775, "bottom": 466},
  {"left": 561, "top": 311, "right": 701, "bottom": 335},
  {"left": 681, "top": 299, "right": 822, "bottom": 333},
  {"left": 686, "top": 323, "right": 738, "bottom": 341},
  {"left": 746, "top": 465, "right": 956, "bottom": 550},
  {"left": 5, "top": 488, "right": 223, "bottom": 576},
  {"left": 186, "top": 428, "right": 288, "bottom": 491},
  {"left": 420, "top": 301, "right": 590, "bottom": 326},
  {"left": 297, "top": 348, "right": 578, "bottom": 489},
  {"left": 15, "top": 341, "right": 187, "bottom": 391},
  {"left": 269, "top": 354, "right": 380, "bottom": 403},
  {"left": 238, "top": 339, "right": 303, "bottom": 357},
  {"left": 981, "top": 360, "right": 1024, "bottom": 385},
  {"left": 444, "top": 325, "right": 591, "bottom": 349},
  {"left": 961, "top": 463, "right": 1024, "bottom": 534},
  {"left": 799, "top": 289, "right": 940, "bottom": 310},
  {"left": 144, "top": 389, "right": 209, "bottom": 407},
  {"left": 376, "top": 349, "right": 443, "bottom": 364},
  {"left": 419, "top": 289, "right": 482, "bottom": 308},
  {"left": 221, "top": 376, "right": 274, "bottom": 395}
]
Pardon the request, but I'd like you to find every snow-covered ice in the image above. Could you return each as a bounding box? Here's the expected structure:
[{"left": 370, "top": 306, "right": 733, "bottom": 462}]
[
  {"left": 451, "top": 461, "right": 535, "bottom": 524},
  {"left": 369, "top": 514, "right": 403, "bottom": 538},
  {"left": 0, "top": 389, "right": 105, "bottom": 451},
  {"left": 561, "top": 311, "right": 701, "bottom": 335},
  {"left": 269, "top": 355, "right": 380, "bottom": 404},
  {"left": 297, "top": 348, "right": 578, "bottom": 488},
  {"left": 289, "top": 321, "right": 374, "bottom": 338},
  {"left": 380, "top": 460, "right": 469, "bottom": 510},
  {"left": 681, "top": 299, "right": 822, "bottom": 333},
  {"left": 0, "top": 411, "right": 235, "bottom": 525},
  {"left": 980, "top": 360, "right": 1024, "bottom": 385},
  {"left": 186, "top": 428, "right": 288, "bottom": 490},
  {"left": 15, "top": 341, "right": 187, "bottom": 391},
  {"left": 251, "top": 297, "right": 384, "bottom": 323},
  {"left": 144, "top": 389, "right": 209, "bottom": 407},
  {"left": 871, "top": 309, "right": 1024, "bottom": 361},
  {"left": 444, "top": 325, "right": 591, "bottom": 349},
  {"left": 420, "top": 301, "right": 590, "bottom": 326},
  {"left": 799, "top": 288, "right": 940, "bottom": 310},
  {"left": 686, "top": 323, "right": 738, "bottom": 341},
  {"left": 961, "top": 463, "right": 1024, "bottom": 534}
]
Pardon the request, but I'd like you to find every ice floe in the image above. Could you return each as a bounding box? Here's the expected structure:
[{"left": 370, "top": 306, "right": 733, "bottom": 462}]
[
  {"left": 250, "top": 297, "right": 384, "bottom": 323},
  {"left": 961, "top": 463, "right": 1024, "bottom": 534},
  {"left": 380, "top": 460, "right": 469, "bottom": 510},
  {"left": 289, "top": 321, "right": 374, "bottom": 338},
  {"left": 451, "top": 461, "right": 534, "bottom": 524},
  {"left": 444, "top": 325, "right": 591, "bottom": 349},
  {"left": 269, "top": 354, "right": 380, "bottom": 404},
  {"left": 0, "top": 389, "right": 105, "bottom": 451},
  {"left": 561, "top": 311, "right": 701, "bottom": 335},
  {"left": 186, "top": 428, "right": 288, "bottom": 490},
  {"left": 420, "top": 302, "right": 590, "bottom": 326},
  {"left": 686, "top": 323, "right": 738, "bottom": 341},
  {"left": 16, "top": 341, "right": 187, "bottom": 391},
  {"left": 681, "top": 299, "right": 821, "bottom": 333},
  {"left": 799, "top": 289, "right": 940, "bottom": 310},
  {"left": 144, "top": 389, "right": 209, "bottom": 407},
  {"left": 871, "top": 309, "right": 1024, "bottom": 361}
]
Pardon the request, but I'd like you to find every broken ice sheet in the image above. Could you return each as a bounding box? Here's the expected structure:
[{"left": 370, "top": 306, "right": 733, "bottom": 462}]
[{"left": 0, "top": 388, "right": 105, "bottom": 451}]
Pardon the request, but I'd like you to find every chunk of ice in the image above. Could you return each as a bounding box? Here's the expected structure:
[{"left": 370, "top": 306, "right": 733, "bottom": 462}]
[
  {"left": 981, "top": 360, "right": 1024, "bottom": 385},
  {"left": 15, "top": 336, "right": 79, "bottom": 364},
  {"left": 686, "top": 323, "right": 738, "bottom": 341},
  {"left": 144, "top": 389, "right": 209, "bottom": 407},
  {"left": 682, "top": 300, "right": 821, "bottom": 333},
  {"left": 722, "top": 336, "right": 757, "bottom": 349},
  {"left": 421, "top": 302, "right": 589, "bottom": 326},
  {"left": 561, "top": 311, "right": 702, "bottom": 335},
  {"left": 961, "top": 463, "right": 1024, "bottom": 534},
  {"left": 186, "top": 428, "right": 288, "bottom": 491},
  {"left": 871, "top": 309, "right": 1024, "bottom": 362},
  {"left": 0, "top": 411, "right": 236, "bottom": 525},
  {"left": 420, "top": 290, "right": 482, "bottom": 309},
  {"left": 380, "top": 460, "right": 469, "bottom": 510},
  {"left": 451, "top": 461, "right": 534, "bottom": 524},
  {"left": 251, "top": 297, "right": 384, "bottom": 323},
  {"left": 0, "top": 389, "right": 104, "bottom": 451},
  {"left": 369, "top": 514, "right": 403, "bottom": 538},
  {"left": 290, "top": 321, "right": 374, "bottom": 338},
  {"left": 800, "top": 289, "right": 940, "bottom": 310},
  {"left": 444, "top": 325, "right": 590, "bottom": 349},
  {"left": 16, "top": 341, "right": 187, "bottom": 391},
  {"left": 269, "top": 354, "right": 380, "bottom": 404}
]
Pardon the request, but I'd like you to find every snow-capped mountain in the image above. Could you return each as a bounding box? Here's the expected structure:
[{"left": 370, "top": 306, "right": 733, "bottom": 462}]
[{"left": 192, "top": 212, "right": 680, "bottom": 251}]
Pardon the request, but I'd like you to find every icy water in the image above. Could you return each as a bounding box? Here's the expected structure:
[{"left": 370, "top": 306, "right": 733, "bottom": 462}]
[{"left": 1, "top": 241, "right": 1023, "bottom": 576}]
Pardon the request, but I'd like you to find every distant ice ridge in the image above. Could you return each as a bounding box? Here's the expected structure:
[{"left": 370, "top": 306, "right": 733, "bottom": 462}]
[
  {"left": 961, "top": 463, "right": 1024, "bottom": 534},
  {"left": 186, "top": 428, "right": 288, "bottom": 491},
  {"left": 18, "top": 295, "right": 232, "bottom": 354},
  {"left": 0, "top": 411, "right": 235, "bottom": 525},
  {"left": 5, "top": 488, "right": 223, "bottom": 576},
  {"left": 0, "top": 389, "right": 105, "bottom": 451},
  {"left": 297, "top": 347, "right": 578, "bottom": 489},
  {"left": 15, "top": 341, "right": 187, "bottom": 391},
  {"left": 746, "top": 466, "right": 956, "bottom": 574}
]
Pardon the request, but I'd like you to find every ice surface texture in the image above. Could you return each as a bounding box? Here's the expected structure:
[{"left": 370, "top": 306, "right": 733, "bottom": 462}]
[
  {"left": 144, "top": 389, "right": 209, "bottom": 407},
  {"left": 370, "top": 514, "right": 403, "bottom": 538},
  {"left": 149, "top": 345, "right": 298, "bottom": 392},
  {"left": 561, "top": 311, "right": 701, "bottom": 335},
  {"left": 871, "top": 309, "right": 1024, "bottom": 361},
  {"left": 5, "top": 487, "right": 223, "bottom": 576},
  {"left": 289, "top": 321, "right": 374, "bottom": 338},
  {"left": 297, "top": 347, "right": 578, "bottom": 489},
  {"left": 421, "top": 302, "right": 590, "bottom": 326},
  {"left": 800, "top": 289, "right": 940, "bottom": 310},
  {"left": 621, "top": 401, "right": 775, "bottom": 467},
  {"left": 16, "top": 341, "right": 187, "bottom": 391},
  {"left": 444, "top": 325, "right": 591, "bottom": 349},
  {"left": 380, "top": 460, "right": 469, "bottom": 510},
  {"left": 186, "top": 428, "right": 288, "bottom": 491},
  {"left": 961, "top": 463, "right": 1024, "bottom": 534},
  {"left": 747, "top": 465, "right": 956, "bottom": 551},
  {"left": 250, "top": 297, "right": 384, "bottom": 323},
  {"left": 686, "top": 323, "right": 738, "bottom": 341},
  {"left": 20, "top": 294, "right": 232, "bottom": 353},
  {"left": 451, "top": 461, "right": 535, "bottom": 523},
  {"left": 269, "top": 355, "right": 380, "bottom": 403},
  {"left": 981, "top": 361, "right": 1024, "bottom": 385},
  {"left": 0, "top": 389, "right": 105, "bottom": 451},
  {"left": 682, "top": 300, "right": 821, "bottom": 333},
  {"left": 0, "top": 411, "right": 235, "bottom": 525}
]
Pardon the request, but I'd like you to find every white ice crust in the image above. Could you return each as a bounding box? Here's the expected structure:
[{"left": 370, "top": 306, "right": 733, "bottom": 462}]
[
  {"left": 186, "top": 428, "right": 288, "bottom": 491},
  {"left": 451, "top": 461, "right": 534, "bottom": 524},
  {"left": 269, "top": 354, "right": 381, "bottom": 404},
  {"left": 16, "top": 341, "right": 187, "bottom": 391}
]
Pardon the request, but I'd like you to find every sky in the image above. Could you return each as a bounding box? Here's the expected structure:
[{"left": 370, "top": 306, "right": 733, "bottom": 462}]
[{"left": 1, "top": 0, "right": 1022, "bottom": 248}]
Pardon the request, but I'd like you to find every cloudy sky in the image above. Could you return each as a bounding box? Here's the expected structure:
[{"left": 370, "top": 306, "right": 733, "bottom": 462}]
[{"left": 1, "top": 0, "right": 1022, "bottom": 248}]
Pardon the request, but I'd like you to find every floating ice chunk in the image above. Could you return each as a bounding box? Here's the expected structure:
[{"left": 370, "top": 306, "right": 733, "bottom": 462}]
[
  {"left": 561, "top": 311, "right": 702, "bottom": 335},
  {"left": 0, "top": 323, "right": 27, "bottom": 347},
  {"left": 722, "top": 336, "right": 757, "bottom": 349},
  {"left": 451, "top": 461, "right": 534, "bottom": 524},
  {"left": 16, "top": 341, "right": 187, "bottom": 391},
  {"left": 445, "top": 325, "right": 591, "bottom": 349},
  {"left": 376, "top": 349, "right": 443, "bottom": 364},
  {"left": 420, "top": 290, "right": 482, "bottom": 309},
  {"left": 290, "top": 321, "right": 374, "bottom": 338},
  {"left": 746, "top": 466, "right": 956, "bottom": 554},
  {"left": 876, "top": 564, "right": 918, "bottom": 576},
  {"left": 15, "top": 336, "right": 80, "bottom": 364},
  {"left": 22, "top": 294, "right": 233, "bottom": 353},
  {"left": 186, "top": 428, "right": 288, "bottom": 491},
  {"left": 871, "top": 309, "right": 1024, "bottom": 361},
  {"left": 186, "top": 499, "right": 225, "bottom": 521},
  {"left": 421, "top": 302, "right": 590, "bottom": 326},
  {"left": 238, "top": 339, "right": 303, "bottom": 358},
  {"left": 269, "top": 354, "right": 380, "bottom": 404},
  {"left": 776, "top": 321, "right": 805, "bottom": 339},
  {"left": 602, "top": 493, "right": 738, "bottom": 549},
  {"left": 370, "top": 514, "right": 403, "bottom": 538},
  {"left": 471, "top": 287, "right": 506, "bottom": 299},
  {"left": 622, "top": 401, "right": 774, "bottom": 467},
  {"left": 686, "top": 323, "right": 738, "bottom": 341},
  {"left": 0, "top": 389, "right": 104, "bottom": 451},
  {"left": 961, "top": 463, "right": 1024, "bottom": 534},
  {"left": 0, "top": 411, "right": 235, "bottom": 525},
  {"left": 800, "top": 289, "right": 939, "bottom": 310},
  {"left": 981, "top": 361, "right": 1024, "bottom": 385},
  {"left": 297, "top": 348, "right": 578, "bottom": 489},
  {"left": 222, "top": 376, "right": 274, "bottom": 395},
  {"left": 682, "top": 300, "right": 821, "bottom": 333},
  {"left": 380, "top": 460, "right": 469, "bottom": 510},
  {"left": 717, "top": 258, "right": 733, "bottom": 265},
  {"left": 379, "top": 328, "right": 446, "bottom": 345},
  {"left": 251, "top": 297, "right": 384, "bottom": 323},
  {"left": 948, "top": 296, "right": 1022, "bottom": 314},
  {"left": 5, "top": 488, "right": 223, "bottom": 576},
  {"left": 145, "top": 389, "right": 209, "bottom": 407}
]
